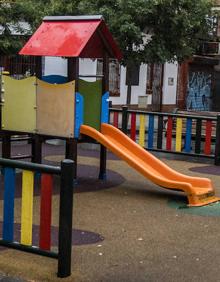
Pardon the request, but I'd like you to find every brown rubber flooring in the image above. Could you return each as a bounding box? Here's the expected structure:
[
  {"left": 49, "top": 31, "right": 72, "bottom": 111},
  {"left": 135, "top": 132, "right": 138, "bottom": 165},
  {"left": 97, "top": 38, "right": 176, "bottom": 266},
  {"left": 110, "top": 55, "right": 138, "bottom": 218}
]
[{"left": 0, "top": 142, "right": 220, "bottom": 282}]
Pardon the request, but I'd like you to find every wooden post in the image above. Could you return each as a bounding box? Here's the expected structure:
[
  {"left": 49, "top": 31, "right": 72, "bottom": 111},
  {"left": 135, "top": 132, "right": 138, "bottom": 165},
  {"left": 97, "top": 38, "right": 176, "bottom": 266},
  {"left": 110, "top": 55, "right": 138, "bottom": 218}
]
[
  {"left": 2, "top": 133, "right": 11, "bottom": 158},
  {"left": 58, "top": 159, "right": 74, "bottom": 278},
  {"left": 31, "top": 135, "right": 42, "bottom": 164},
  {"left": 32, "top": 56, "right": 43, "bottom": 164},
  {"left": 121, "top": 106, "right": 128, "bottom": 134},
  {"left": 65, "top": 138, "right": 77, "bottom": 180},
  {"left": 65, "top": 58, "right": 79, "bottom": 180},
  {"left": 35, "top": 56, "right": 42, "bottom": 79},
  {"left": 99, "top": 52, "right": 109, "bottom": 180}
]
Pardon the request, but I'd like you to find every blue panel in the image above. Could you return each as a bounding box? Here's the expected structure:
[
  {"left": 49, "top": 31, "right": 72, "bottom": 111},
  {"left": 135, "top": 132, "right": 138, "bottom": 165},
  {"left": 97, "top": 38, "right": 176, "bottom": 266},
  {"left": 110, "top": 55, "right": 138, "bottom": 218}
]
[
  {"left": 148, "top": 115, "right": 154, "bottom": 149},
  {"left": 42, "top": 75, "right": 68, "bottom": 84},
  {"left": 101, "top": 92, "right": 109, "bottom": 123},
  {"left": 184, "top": 118, "right": 192, "bottom": 153},
  {"left": 75, "top": 92, "right": 84, "bottom": 138},
  {"left": 3, "top": 168, "right": 15, "bottom": 242}
]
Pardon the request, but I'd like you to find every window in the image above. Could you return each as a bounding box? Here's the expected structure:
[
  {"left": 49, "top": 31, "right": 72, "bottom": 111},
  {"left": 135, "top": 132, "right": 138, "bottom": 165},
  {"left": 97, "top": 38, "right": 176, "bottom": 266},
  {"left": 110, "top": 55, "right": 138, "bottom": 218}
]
[{"left": 97, "top": 59, "right": 120, "bottom": 96}]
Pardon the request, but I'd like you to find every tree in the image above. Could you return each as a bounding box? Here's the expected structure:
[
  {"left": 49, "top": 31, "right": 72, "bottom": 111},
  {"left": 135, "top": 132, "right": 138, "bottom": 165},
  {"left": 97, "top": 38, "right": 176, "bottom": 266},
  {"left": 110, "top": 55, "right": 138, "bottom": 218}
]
[
  {"left": 1, "top": 0, "right": 213, "bottom": 60},
  {"left": 80, "top": 0, "right": 214, "bottom": 103},
  {"left": 79, "top": 0, "right": 213, "bottom": 63},
  {"left": 0, "top": 0, "right": 214, "bottom": 103}
]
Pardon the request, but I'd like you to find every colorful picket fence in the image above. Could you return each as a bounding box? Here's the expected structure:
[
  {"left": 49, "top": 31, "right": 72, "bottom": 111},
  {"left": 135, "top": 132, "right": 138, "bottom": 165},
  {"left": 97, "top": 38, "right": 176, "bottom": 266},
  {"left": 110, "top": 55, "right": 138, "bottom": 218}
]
[
  {"left": 109, "top": 106, "right": 220, "bottom": 165},
  {"left": 0, "top": 158, "right": 74, "bottom": 278}
]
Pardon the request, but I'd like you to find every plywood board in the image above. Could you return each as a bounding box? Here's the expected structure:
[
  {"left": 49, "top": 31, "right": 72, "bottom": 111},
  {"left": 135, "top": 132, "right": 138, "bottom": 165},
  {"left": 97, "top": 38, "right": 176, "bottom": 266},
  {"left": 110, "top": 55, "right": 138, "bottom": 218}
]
[
  {"left": 78, "top": 79, "right": 102, "bottom": 130},
  {"left": 2, "top": 75, "right": 37, "bottom": 133},
  {"left": 36, "top": 79, "right": 75, "bottom": 137}
]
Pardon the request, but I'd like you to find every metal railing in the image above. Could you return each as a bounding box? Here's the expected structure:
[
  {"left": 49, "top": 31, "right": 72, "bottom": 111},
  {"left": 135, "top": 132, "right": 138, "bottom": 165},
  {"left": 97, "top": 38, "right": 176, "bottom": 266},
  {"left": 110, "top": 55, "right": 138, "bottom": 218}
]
[
  {"left": 0, "top": 158, "right": 74, "bottom": 278},
  {"left": 109, "top": 106, "right": 220, "bottom": 165}
]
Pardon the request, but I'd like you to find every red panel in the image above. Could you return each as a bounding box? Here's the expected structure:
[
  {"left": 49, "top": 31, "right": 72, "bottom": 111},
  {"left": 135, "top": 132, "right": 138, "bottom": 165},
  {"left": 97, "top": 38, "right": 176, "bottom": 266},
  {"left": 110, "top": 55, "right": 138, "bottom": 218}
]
[
  {"left": 166, "top": 117, "right": 173, "bottom": 150},
  {"left": 130, "top": 113, "right": 136, "bottom": 141},
  {"left": 204, "top": 120, "right": 212, "bottom": 155},
  {"left": 39, "top": 174, "right": 53, "bottom": 251},
  {"left": 19, "top": 19, "right": 122, "bottom": 60}
]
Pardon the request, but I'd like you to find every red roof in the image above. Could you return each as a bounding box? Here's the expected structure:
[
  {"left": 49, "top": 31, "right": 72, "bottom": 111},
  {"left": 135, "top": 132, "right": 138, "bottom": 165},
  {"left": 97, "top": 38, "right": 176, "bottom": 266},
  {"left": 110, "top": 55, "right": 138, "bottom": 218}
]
[{"left": 19, "top": 16, "right": 122, "bottom": 60}]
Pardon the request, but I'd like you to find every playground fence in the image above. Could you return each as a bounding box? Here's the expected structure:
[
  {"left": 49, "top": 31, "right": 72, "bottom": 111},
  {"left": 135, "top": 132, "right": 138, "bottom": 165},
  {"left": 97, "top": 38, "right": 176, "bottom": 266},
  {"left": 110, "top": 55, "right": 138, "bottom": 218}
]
[
  {"left": 0, "top": 158, "right": 74, "bottom": 278},
  {"left": 109, "top": 106, "right": 220, "bottom": 165}
]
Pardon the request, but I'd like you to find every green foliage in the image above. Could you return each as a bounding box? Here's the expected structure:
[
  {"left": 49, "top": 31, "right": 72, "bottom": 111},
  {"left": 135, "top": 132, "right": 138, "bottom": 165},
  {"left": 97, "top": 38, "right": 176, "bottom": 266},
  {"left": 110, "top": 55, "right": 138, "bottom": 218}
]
[
  {"left": 0, "top": 0, "right": 214, "bottom": 64},
  {"left": 79, "top": 0, "right": 213, "bottom": 64}
]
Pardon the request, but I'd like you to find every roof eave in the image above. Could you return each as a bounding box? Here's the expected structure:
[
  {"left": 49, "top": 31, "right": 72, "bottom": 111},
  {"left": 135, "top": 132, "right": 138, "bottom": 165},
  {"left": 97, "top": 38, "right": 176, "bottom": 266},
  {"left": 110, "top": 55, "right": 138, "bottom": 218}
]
[{"left": 43, "top": 15, "right": 103, "bottom": 22}]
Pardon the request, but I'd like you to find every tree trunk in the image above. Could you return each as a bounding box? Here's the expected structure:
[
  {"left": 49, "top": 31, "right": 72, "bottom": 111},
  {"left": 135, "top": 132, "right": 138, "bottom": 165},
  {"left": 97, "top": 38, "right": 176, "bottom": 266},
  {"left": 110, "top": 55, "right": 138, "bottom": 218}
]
[{"left": 126, "top": 64, "right": 132, "bottom": 105}]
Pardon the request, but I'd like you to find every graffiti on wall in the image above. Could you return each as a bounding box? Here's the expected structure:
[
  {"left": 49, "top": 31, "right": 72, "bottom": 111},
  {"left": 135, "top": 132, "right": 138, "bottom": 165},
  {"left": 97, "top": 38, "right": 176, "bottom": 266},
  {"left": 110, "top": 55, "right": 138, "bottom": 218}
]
[{"left": 186, "top": 71, "right": 212, "bottom": 111}]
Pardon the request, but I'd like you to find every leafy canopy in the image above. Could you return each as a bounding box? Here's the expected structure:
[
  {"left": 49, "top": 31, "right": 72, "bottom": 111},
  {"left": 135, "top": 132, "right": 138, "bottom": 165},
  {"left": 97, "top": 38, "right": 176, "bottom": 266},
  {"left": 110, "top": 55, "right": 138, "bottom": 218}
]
[{"left": 0, "top": 0, "right": 214, "bottom": 65}]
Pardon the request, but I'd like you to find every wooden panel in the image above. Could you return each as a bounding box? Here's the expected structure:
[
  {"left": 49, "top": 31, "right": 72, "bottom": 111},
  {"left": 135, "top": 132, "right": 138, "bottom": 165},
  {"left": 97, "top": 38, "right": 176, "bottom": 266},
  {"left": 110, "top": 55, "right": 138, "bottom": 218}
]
[
  {"left": 78, "top": 79, "right": 102, "bottom": 131},
  {"left": 36, "top": 79, "right": 75, "bottom": 137},
  {"left": 2, "top": 75, "right": 36, "bottom": 132}
]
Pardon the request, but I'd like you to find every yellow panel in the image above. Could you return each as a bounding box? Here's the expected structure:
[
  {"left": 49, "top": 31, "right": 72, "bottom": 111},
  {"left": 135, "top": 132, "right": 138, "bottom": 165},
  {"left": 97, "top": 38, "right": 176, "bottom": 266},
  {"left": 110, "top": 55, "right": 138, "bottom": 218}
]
[
  {"left": 175, "top": 118, "right": 182, "bottom": 152},
  {"left": 21, "top": 170, "right": 34, "bottom": 246},
  {"left": 139, "top": 115, "right": 146, "bottom": 147},
  {"left": 37, "top": 79, "right": 75, "bottom": 137},
  {"left": 2, "top": 75, "right": 36, "bottom": 132}
]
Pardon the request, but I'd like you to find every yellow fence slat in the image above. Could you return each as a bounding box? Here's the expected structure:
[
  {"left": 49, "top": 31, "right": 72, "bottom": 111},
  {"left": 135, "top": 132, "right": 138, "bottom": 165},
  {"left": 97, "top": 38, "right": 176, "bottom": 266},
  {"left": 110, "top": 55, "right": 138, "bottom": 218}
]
[
  {"left": 21, "top": 170, "right": 34, "bottom": 246},
  {"left": 175, "top": 118, "right": 183, "bottom": 152},
  {"left": 139, "top": 115, "right": 146, "bottom": 147}
]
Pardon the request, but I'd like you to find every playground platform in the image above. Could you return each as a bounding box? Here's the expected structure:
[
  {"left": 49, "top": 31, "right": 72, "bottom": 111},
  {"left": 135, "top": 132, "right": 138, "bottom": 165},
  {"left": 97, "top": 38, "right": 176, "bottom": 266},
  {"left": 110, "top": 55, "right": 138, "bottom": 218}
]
[{"left": 0, "top": 141, "right": 220, "bottom": 282}]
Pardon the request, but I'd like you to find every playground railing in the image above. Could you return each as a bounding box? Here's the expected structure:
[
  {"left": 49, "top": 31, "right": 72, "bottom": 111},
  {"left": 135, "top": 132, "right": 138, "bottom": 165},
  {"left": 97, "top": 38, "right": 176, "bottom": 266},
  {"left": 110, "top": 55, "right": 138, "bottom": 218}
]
[
  {"left": 109, "top": 106, "right": 220, "bottom": 165},
  {"left": 0, "top": 158, "right": 74, "bottom": 278}
]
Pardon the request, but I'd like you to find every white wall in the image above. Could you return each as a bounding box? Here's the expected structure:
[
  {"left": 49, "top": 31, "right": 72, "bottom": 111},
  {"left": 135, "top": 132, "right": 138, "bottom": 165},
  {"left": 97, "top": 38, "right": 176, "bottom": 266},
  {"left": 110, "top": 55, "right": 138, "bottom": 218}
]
[
  {"left": 79, "top": 58, "right": 97, "bottom": 82},
  {"left": 43, "top": 56, "right": 67, "bottom": 76},
  {"left": 43, "top": 57, "right": 97, "bottom": 82},
  {"left": 43, "top": 57, "right": 178, "bottom": 106},
  {"left": 110, "top": 64, "right": 148, "bottom": 105},
  {"left": 162, "top": 62, "right": 178, "bottom": 105},
  {"left": 110, "top": 62, "right": 178, "bottom": 106}
]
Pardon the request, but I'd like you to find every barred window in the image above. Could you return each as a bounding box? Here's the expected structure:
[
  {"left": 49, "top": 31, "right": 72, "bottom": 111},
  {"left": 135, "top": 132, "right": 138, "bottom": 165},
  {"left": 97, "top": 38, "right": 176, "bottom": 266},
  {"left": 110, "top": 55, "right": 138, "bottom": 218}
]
[{"left": 97, "top": 59, "right": 120, "bottom": 96}]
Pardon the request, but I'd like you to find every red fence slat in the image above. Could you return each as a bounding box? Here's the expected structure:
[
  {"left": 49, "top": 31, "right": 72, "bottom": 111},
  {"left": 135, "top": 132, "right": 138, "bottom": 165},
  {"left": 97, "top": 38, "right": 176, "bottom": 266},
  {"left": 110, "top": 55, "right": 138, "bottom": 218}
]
[
  {"left": 166, "top": 117, "right": 173, "bottom": 150},
  {"left": 113, "top": 112, "right": 119, "bottom": 128},
  {"left": 130, "top": 113, "right": 136, "bottom": 141},
  {"left": 204, "top": 120, "right": 212, "bottom": 155},
  {"left": 39, "top": 174, "right": 53, "bottom": 251}
]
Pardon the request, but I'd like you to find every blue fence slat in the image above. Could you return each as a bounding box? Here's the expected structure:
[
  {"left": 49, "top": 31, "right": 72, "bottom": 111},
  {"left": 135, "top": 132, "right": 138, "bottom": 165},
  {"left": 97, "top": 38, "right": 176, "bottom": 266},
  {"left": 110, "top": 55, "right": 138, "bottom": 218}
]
[
  {"left": 148, "top": 115, "right": 154, "bottom": 149},
  {"left": 184, "top": 118, "right": 192, "bottom": 153},
  {"left": 3, "top": 168, "right": 15, "bottom": 241}
]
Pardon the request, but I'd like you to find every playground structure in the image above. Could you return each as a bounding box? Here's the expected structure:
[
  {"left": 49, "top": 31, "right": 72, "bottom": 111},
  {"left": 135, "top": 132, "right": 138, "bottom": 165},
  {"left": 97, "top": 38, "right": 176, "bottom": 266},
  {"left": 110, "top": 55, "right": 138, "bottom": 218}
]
[
  {"left": 0, "top": 13, "right": 220, "bottom": 279},
  {"left": 1, "top": 15, "right": 220, "bottom": 207}
]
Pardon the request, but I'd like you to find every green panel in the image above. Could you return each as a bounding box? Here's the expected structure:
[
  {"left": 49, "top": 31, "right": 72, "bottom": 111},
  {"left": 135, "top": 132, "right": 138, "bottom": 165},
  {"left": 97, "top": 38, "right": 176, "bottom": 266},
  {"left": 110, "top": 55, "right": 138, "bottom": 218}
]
[
  {"left": 2, "top": 75, "right": 36, "bottom": 133},
  {"left": 78, "top": 79, "right": 102, "bottom": 131}
]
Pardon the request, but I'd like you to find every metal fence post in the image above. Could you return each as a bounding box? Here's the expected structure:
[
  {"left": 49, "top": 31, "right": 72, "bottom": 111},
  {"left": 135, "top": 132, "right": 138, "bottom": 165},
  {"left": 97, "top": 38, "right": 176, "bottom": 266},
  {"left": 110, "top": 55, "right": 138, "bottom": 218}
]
[
  {"left": 121, "top": 106, "right": 128, "bottom": 134},
  {"left": 58, "top": 159, "right": 74, "bottom": 278},
  {"left": 215, "top": 115, "right": 220, "bottom": 165}
]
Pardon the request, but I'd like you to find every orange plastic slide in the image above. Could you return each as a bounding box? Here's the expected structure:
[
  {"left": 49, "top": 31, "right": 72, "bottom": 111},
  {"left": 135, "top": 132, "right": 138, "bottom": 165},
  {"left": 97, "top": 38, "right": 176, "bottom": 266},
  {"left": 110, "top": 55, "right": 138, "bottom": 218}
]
[{"left": 80, "top": 123, "right": 219, "bottom": 207}]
